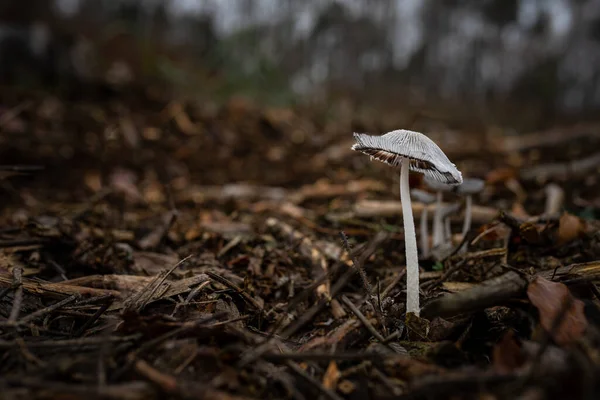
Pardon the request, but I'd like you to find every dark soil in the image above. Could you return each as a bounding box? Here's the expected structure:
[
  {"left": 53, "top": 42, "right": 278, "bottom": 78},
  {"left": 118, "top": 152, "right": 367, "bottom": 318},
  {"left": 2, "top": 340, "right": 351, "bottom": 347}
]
[{"left": 1, "top": 85, "right": 600, "bottom": 400}]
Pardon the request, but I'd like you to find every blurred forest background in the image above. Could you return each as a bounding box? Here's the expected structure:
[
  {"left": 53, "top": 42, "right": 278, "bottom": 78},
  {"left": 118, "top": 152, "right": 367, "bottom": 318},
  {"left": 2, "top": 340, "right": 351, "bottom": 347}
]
[{"left": 2, "top": 0, "right": 600, "bottom": 128}]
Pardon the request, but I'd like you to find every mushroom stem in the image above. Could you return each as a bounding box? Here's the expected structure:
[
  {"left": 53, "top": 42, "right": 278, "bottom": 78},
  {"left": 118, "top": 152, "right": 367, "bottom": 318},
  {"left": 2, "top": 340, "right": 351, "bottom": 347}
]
[
  {"left": 432, "top": 191, "right": 443, "bottom": 247},
  {"left": 444, "top": 215, "right": 451, "bottom": 243},
  {"left": 461, "top": 195, "right": 473, "bottom": 238},
  {"left": 420, "top": 208, "right": 429, "bottom": 259},
  {"left": 399, "top": 157, "right": 419, "bottom": 316}
]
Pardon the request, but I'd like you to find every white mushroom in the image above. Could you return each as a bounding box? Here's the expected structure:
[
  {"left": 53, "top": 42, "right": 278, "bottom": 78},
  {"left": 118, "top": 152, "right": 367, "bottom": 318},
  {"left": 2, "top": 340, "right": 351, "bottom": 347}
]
[
  {"left": 454, "top": 178, "right": 485, "bottom": 238},
  {"left": 440, "top": 202, "right": 461, "bottom": 243},
  {"left": 352, "top": 129, "right": 462, "bottom": 316},
  {"left": 423, "top": 176, "right": 454, "bottom": 249},
  {"left": 410, "top": 188, "right": 436, "bottom": 260},
  {"left": 429, "top": 202, "right": 462, "bottom": 261},
  {"left": 544, "top": 183, "right": 564, "bottom": 216}
]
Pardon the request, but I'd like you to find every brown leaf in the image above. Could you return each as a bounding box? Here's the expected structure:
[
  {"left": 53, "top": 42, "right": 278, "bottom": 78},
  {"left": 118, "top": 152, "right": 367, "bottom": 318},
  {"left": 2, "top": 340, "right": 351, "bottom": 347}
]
[
  {"left": 142, "top": 126, "right": 161, "bottom": 140},
  {"left": 119, "top": 116, "right": 139, "bottom": 148},
  {"left": 405, "top": 312, "right": 430, "bottom": 340},
  {"left": 427, "top": 317, "right": 461, "bottom": 341},
  {"left": 475, "top": 223, "right": 504, "bottom": 241},
  {"left": 0, "top": 251, "right": 24, "bottom": 274},
  {"left": 298, "top": 319, "right": 361, "bottom": 352},
  {"left": 138, "top": 211, "right": 177, "bottom": 250},
  {"left": 441, "top": 281, "right": 476, "bottom": 292},
  {"left": 322, "top": 361, "right": 340, "bottom": 390},
  {"left": 518, "top": 222, "right": 543, "bottom": 245},
  {"left": 485, "top": 167, "right": 517, "bottom": 185},
  {"left": 84, "top": 171, "right": 103, "bottom": 192},
  {"left": 169, "top": 102, "right": 199, "bottom": 135},
  {"left": 247, "top": 248, "right": 264, "bottom": 276},
  {"left": 492, "top": 330, "right": 526, "bottom": 373},
  {"left": 109, "top": 167, "right": 143, "bottom": 203},
  {"left": 511, "top": 202, "right": 531, "bottom": 219},
  {"left": 527, "top": 276, "right": 588, "bottom": 346},
  {"left": 557, "top": 212, "right": 586, "bottom": 245},
  {"left": 132, "top": 252, "right": 179, "bottom": 275}
]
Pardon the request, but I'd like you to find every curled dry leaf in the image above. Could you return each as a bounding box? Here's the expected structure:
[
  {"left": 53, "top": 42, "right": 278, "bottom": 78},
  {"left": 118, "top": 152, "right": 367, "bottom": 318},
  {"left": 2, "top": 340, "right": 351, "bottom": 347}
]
[
  {"left": 169, "top": 102, "right": 199, "bottom": 135},
  {"left": 557, "top": 212, "right": 586, "bottom": 245},
  {"left": 527, "top": 276, "right": 588, "bottom": 346},
  {"left": 322, "top": 361, "right": 341, "bottom": 390},
  {"left": 337, "top": 380, "right": 356, "bottom": 395}
]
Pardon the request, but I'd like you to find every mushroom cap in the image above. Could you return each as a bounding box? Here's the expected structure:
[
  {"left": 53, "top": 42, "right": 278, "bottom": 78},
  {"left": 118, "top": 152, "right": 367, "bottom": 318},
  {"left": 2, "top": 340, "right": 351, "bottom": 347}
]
[
  {"left": 352, "top": 129, "right": 462, "bottom": 185},
  {"left": 410, "top": 188, "right": 436, "bottom": 204},
  {"left": 454, "top": 178, "right": 485, "bottom": 195}
]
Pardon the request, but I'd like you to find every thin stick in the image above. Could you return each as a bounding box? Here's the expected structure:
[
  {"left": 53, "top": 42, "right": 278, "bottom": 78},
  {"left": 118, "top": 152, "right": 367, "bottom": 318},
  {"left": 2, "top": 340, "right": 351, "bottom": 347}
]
[
  {"left": 206, "top": 272, "right": 263, "bottom": 312},
  {"left": 285, "top": 360, "right": 344, "bottom": 400},
  {"left": 340, "top": 295, "right": 386, "bottom": 343},
  {"left": 74, "top": 300, "right": 113, "bottom": 337},
  {"left": 18, "top": 294, "right": 79, "bottom": 325},
  {"left": 339, "top": 231, "right": 385, "bottom": 330},
  {"left": 8, "top": 267, "right": 24, "bottom": 324},
  {"left": 0, "top": 335, "right": 140, "bottom": 350},
  {"left": 381, "top": 268, "right": 406, "bottom": 300},
  {"left": 339, "top": 232, "right": 372, "bottom": 296},
  {"left": 264, "top": 351, "right": 398, "bottom": 362}
]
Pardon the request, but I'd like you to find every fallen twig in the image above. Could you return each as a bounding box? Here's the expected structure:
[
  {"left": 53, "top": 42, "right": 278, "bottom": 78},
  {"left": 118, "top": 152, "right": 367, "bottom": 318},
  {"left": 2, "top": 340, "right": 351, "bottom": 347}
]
[
  {"left": 423, "top": 260, "right": 600, "bottom": 318},
  {"left": 340, "top": 295, "right": 386, "bottom": 343}
]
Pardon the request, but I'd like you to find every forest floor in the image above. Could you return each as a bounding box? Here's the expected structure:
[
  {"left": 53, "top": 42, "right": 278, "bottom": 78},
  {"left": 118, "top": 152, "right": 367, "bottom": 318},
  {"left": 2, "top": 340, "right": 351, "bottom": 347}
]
[{"left": 1, "top": 85, "right": 600, "bottom": 400}]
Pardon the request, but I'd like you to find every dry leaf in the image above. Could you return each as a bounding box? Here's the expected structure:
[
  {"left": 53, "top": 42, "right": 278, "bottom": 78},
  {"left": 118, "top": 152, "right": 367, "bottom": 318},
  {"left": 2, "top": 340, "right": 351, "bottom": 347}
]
[
  {"left": 132, "top": 252, "right": 179, "bottom": 275},
  {"left": 84, "top": 171, "right": 103, "bottom": 192},
  {"left": 557, "top": 212, "right": 586, "bottom": 245},
  {"left": 475, "top": 223, "right": 504, "bottom": 241},
  {"left": 518, "top": 222, "right": 543, "bottom": 245},
  {"left": 492, "top": 330, "right": 526, "bottom": 373},
  {"left": 109, "top": 167, "right": 143, "bottom": 203},
  {"left": 485, "top": 167, "right": 517, "bottom": 185},
  {"left": 0, "top": 251, "right": 24, "bottom": 273},
  {"left": 427, "top": 317, "right": 460, "bottom": 341},
  {"left": 505, "top": 178, "right": 527, "bottom": 202},
  {"left": 511, "top": 202, "right": 530, "bottom": 219},
  {"left": 138, "top": 211, "right": 178, "bottom": 249},
  {"left": 442, "top": 281, "right": 475, "bottom": 292},
  {"left": 169, "top": 102, "right": 199, "bottom": 135},
  {"left": 322, "top": 361, "right": 340, "bottom": 390},
  {"left": 298, "top": 319, "right": 361, "bottom": 352},
  {"left": 142, "top": 126, "right": 161, "bottom": 140},
  {"left": 527, "top": 276, "right": 588, "bottom": 346},
  {"left": 119, "top": 116, "right": 139, "bottom": 148}
]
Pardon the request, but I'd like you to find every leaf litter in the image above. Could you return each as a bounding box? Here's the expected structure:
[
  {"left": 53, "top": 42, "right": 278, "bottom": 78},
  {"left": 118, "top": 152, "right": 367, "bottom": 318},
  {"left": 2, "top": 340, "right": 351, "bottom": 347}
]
[{"left": 0, "top": 87, "right": 600, "bottom": 399}]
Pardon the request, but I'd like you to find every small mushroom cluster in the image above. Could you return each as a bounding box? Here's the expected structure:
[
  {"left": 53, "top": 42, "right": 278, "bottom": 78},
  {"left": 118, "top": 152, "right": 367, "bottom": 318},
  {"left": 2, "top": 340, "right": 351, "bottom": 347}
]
[
  {"left": 421, "top": 175, "right": 485, "bottom": 259},
  {"left": 351, "top": 129, "right": 485, "bottom": 317}
]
